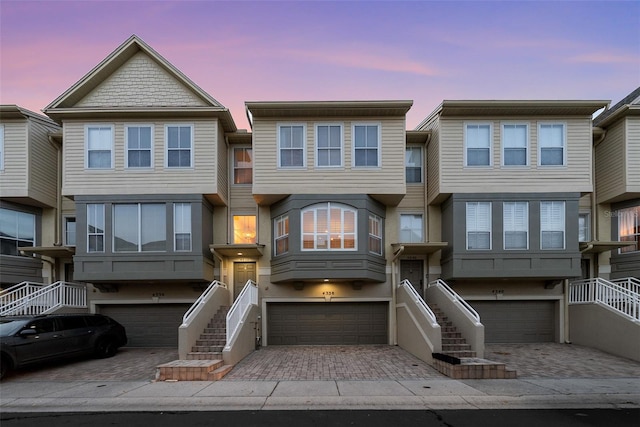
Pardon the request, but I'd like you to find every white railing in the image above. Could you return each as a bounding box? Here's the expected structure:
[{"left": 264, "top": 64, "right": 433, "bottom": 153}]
[
  {"left": 0, "top": 281, "right": 87, "bottom": 316},
  {"left": 226, "top": 280, "right": 258, "bottom": 344},
  {"left": 611, "top": 277, "right": 640, "bottom": 296},
  {"left": 398, "top": 279, "right": 439, "bottom": 327},
  {"left": 182, "top": 280, "right": 226, "bottom": 324},
  {"left": 428, "top": 279, "right": 481, "bottom": 324},
  {"left": 569, "top": 278, "right": 640, "bottom": 321},
  {"left": 0, "top": 281, "right": 45, "bottom": 306}
]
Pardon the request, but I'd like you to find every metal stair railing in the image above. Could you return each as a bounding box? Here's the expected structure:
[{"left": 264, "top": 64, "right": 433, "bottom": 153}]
[
  {"left": 569, "top": 278, "right": 639, "bottom": 321},
  {"left": 398, "top": 279, "right": 439, "bottom": 327},
  {"left": 0, "top": 281, "right": 45, "bottom": 307},
  {"left": 182, "top": 280, "right": 227, "bottom": 325},
  {"left": 0, "top": 281, "right": 87, "bottom": 316},
  {"left": 226, "top": 280, "right": 258, "bottom": 345},
  {"left": 428, "top": 279, "right": 481, "bottom": 325},
  {"left": 611, "top": 277, "right": 640, "bottom": 296}
]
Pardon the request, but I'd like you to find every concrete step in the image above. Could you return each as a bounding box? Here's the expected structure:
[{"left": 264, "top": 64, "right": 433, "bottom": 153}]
[
  {"left": 442, "top": 344, "right": 473, "bottom": 352},
  {"left": 186, "top": 351, "right": 222, "bottom": 360},
  {"left": 195, "top": 339, "right": 226, "bottom": 346},
  {"left": 442, "top": 337, "right": 467, "bottom": 345},
  {"left": 441, "top": 331, "right": 463, "bottom": 338},
  {"left": 192, "top": 345, "right": 224, "bottom": 353},
  {"left": 156, "top": 359, "right": 230, "bottom": 381}
]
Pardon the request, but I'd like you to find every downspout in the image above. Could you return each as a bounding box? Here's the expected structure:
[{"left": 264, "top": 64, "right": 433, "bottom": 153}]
[
  {"left": 591, "top": 127, "right": 607, "bottom": 278},
  {"left": 391, "top": 245, "right": 405, "bottom": 345},
  {"left": 48, "top": 134, "right": 63, "bottom": 282}
]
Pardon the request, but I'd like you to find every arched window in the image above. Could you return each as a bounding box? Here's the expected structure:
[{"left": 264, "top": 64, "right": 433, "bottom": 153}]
[{"left": 301, "top": 203, "right": 356, "bottom": 250}]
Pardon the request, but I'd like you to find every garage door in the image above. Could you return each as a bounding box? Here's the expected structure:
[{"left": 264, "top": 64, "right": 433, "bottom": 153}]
[
  {"left": 470, "top": 301, "right": 556, "bottom": 343},
  {"left": 267, "top": 302, "right": 388, "bottom": 345},
  {"left": 99, "top": 304, "right": 191, "bottom": 347}
]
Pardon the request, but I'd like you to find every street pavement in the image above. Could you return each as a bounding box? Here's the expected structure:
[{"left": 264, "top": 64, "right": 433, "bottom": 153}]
[{"left": 0, "top": 343, "right": 638, "bottom": 412}]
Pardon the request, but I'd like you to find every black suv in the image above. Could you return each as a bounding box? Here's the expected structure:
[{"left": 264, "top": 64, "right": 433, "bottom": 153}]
[{"left": 0, "top": 314, "right": 127, "bottom": 379}]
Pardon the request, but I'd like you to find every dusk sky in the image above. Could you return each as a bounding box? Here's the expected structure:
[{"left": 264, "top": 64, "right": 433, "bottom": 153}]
[{"left": 1, "top": 1, "right": 638, "bottom": 130}]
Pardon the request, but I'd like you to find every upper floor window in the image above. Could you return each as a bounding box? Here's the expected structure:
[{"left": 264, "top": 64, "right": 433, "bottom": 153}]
[
  {"left": 65, "top": 217, "right": 76, "bottom": 247},
  {"left": 278, "top": 124, "right": 305, "bottom": 168},
  {"left": 87, "top": 204, "right": 105, "bottom": 253},
  {"left": 618, "top": 206, "right": 639, "bottom": 253},
  {"left": 579, "top": 213, "right": 590, "bottom": 243},
  {"left": 466, "top": 202, "right": 491, "bottom": 250},
  {"left": 0, "top": 208, "right": 35, "bottom": 256},
  {"left": 503, "top": 202, "right": 528, "bottom": 250},
  {"left": 0, "top": 125, "right": 4, "bottom": 171},
  {"left": 405, "top": 146, "right": 422, "bottom": 183},
  {"left": 166, "top": 125, "right": 193, "bottom": 168},
  {"left": 126, "top": 125, "right": 153, "bottom": 168},
  {"left": 316, "top": 124, "right": 342, "bottom": 167},
  {"left": 369, "top": 214, "right": 382, "bottom": 255},
  {"left": 400, "top": 214, "right": 423, "bottom": 243},
  {"left": 233, "top": 215, "right": 256, "bottom": 244},
  {"left": 274, "top": 215, "right": 289, "bottom": 256},
  {"left": 502, "top": 124, "right": 528, "bottom": 166},
  {"left": 233, "top": 147, "right": 253, "bottom": 184},
  {"left": 465, "top": 123, "right": 491, "bottom": 167},
  {"left": 174, "top": 203, "right": 192, "bottom": 251},
  {"left": 113, "top": 203, "right": 166, "bottom": 252},
  {"left": 302, "top": 203, "right": 356, "bottom": 250},
  {"left": 539, "top": 123, "right": 565, "bottom": 166},
  {"left": 86, "top": 126, "right": 113, "bottom": 169},
  {"left": 353, "top": 124, "right": 380, "bottom": 167},
  {"left": 540, "top": 201, "right": 565, "bottom": 249}
]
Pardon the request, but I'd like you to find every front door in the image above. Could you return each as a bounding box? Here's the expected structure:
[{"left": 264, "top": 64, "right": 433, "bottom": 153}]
[
  {"left": 400, "top": 259, "right": 424, "bottom": 296},
  {"left": 234, "top": 262, "right": 256, "bottom": 300}
]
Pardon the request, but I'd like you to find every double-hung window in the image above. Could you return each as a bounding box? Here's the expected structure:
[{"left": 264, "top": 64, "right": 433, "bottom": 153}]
[
  {"left": 503, "top": 202, "right": 528, "bottom": 249},
  {"left": 579, "top": 213, "right": 590, "bottom": 243},
  {"left": 65, "top": 217, "right": 76, "bottom": 247},
  {"left": 540, "top": 201, "right": 565, "bottom": 249},
  {"left": 166, "top": 125, "right": 193, "bottom": 168},
  {"left": 302, "top": 203, "right": 356, "bottom": 250},
  {"left": 87, "top": 204, "right": 105, "bottom": 253},
  {"left": 113, "top": 203, "right": 166, "bottom": 252},
  {"left": 618, "top": 206, "right": 639, "bottom": 253},
  {"left": 353, "top": 124, "right": 380, "bottom": 167},
  {"left": 86, "top": 126, "right": 113, "bottom": 169},
  {"left": 174, "top": 203, "right": 192, "bottom": 251},
  {"left": 126, "top": 125, "right": 153, "bottom": 168},
  {"left": 466, "top": 202, "right": 491, "bottom": 250},
  {"left": 400, "top": 214, "right": 423, "bottom": 243},
  {"left": 233, "top": 147, "right": 253, "bottom": 184},
  {"left": 539, "top": 124, "right": 565, "bottom": 166},
  {"left": 405, "top": 146, "right": 422, "bottom": 183},
  {"left": 274, "top": 215, "right": 289, "bottom": 256},
  {"left": 316, "top": 124, "right": 342, "bottom": 167},
  {"left": 0, "top": 208, "right": 35, "bottom": 256},
  {"left": 502, "top": 124, "right": 528, "bottom": 166},
  {"left": 278, "top": 124, "right": 305, "bottom": 168},
  {"left": 369, "top": 214, "right": 382, "bottom": 255},
  {"left": 465, "top": 124, "right": 491, "bottom": 166}
]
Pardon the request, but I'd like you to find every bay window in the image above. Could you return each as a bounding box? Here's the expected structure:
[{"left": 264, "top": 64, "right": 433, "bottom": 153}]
[
  {"left": 113, "top": 203, "right": 166, "bottom": 252},
  {"left": 274, "top": 215, "right": 289, "bottom": 255},
  {"left": 618, "top": 206, "right": 639, "bottom": 253},
  {"left": 503, "top": 202, "right": 528, "bottom": 249},
  {"left": 0, "top": 208, "right": 35, "bottom": 256},
  {"left": 174, "top": 203, "right": 192, "bottom": 251},
  {"left": 540, "top": 201, "right": 565, "bottom": 249},
  {"left": 302, "top": 203, "right": 356, "bottom": 250},
  {"left": 467, "top": 202, "right": 491, "bottom": 250}
]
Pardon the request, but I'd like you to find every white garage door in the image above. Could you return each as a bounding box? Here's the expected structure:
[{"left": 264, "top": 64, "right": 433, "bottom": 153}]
[
  {"left": 99, "top": 304, "right": 191, "bottom": 347},
  {"left": 267, "top": 302, "right": 388, "bottom": 345},
  {"left": 470, "top": 300, "right": 556, "bottom": 343}
]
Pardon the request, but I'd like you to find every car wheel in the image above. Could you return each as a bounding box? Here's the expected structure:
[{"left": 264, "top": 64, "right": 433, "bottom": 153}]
[
  {"left": 0, "top": 357, "right": 10, "bottom": 380},
  {"left": 95, "top": 338, "right": 117, "bottom": 358}
]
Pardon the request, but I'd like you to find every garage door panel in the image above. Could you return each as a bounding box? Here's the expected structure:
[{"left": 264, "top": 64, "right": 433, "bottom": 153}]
[
  {"left": 267, "top": 302, "right": 388, "bottom": 345},
  {"left": 471, "top": 301, "right": 555, "bottom": 343}
]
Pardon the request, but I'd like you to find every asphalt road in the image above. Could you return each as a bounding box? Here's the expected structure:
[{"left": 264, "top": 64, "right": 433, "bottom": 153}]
[{"left": 2, "top": 409, "right": 639, "bottom": 427}]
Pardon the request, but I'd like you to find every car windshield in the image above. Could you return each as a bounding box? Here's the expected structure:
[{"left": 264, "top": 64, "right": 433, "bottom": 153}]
[{"left": 0, "top": 318, "right": 29, "bottom": 337}]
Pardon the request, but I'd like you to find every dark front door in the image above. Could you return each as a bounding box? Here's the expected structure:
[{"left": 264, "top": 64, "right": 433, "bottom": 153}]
[
  {"left": 400, "top": 259, "right": 424, "bottom": 296},
  {"left": 234, "top": 262, "right": 256, "bottom": 300}
]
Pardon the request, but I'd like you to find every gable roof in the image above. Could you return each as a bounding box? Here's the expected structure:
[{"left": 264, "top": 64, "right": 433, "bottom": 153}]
[
  {"left": 44, "top": 35, "right": 236, "bottom": 131},
  {"left": 593, "top": 86, "right": 640, "bottom": 128},
  {"left": 0, "top": 104, "right": 60, "bottom": 129}
]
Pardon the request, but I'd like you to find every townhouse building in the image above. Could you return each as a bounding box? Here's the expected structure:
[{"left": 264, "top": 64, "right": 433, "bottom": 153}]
[{"left": 2, "top": 35, "right": 637, "bottom": 363}]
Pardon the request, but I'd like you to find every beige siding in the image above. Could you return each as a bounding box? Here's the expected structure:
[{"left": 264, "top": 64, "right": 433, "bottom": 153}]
[
  {"left": 27, "top": 120, "right": 59, "bottom": 207},
  {"left": 216, "top": 125, "right": 228, "bottom": 204},
  {"left": 0, "top": 121, "right": 28, "bottom": 196},
  {"left": 425, "top": 119, "right": 440, "bottom": 204},
  {"left": 252, "top": 117, "right": 406, "bottom": 197},
  {"left": 399, "top": 185, "right": 425, "bottom": 209},
  {"left": 595, "top": 119, "right": 625, "bottom": 203},
  {"left": 438, "top": 117, "right": 593, "bottom": 194},
  {"left": 77, "top": 52, "right": 207, "bottom": 108},
  {"left": 62, "top": 119, "right": 220, "bottom": 197},
  {"left": 627, "top": 117, "right": 640, "bottom": 191}
]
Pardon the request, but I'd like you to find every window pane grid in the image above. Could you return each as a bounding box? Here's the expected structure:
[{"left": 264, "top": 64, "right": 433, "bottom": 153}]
[
  {"left": 466, "top": 124, "right": 491, "bottom": 166},
  {"left": 354, "top": 125, "right": 379, "bottom": 167},
  {"left": 87, "top": 127, "right": 112, "bottom": 169},
  {"left": 279, "top": 125, "right": 304, "bottom": 167},
  {"left": 274, "top": 215, "right": 289, "bottom": 255},
  {"left": 127, "top": 126, "right": 152, "bottom": 168},
  {"left": 503, "top": 202, "right": 528, "bottom": 249},
  {"left": 618, "top": 206, "right": 639, "bottom": 253},
  {"left": 167, "top": 126, "right": 192, "bottom": 168},
  {"left": 539, "top": 124, "right": 565, "bottom": 166},
  {"left": 0, "top": 208, "right": 36, "bottom": 256},
  {"left": 87, "top": 204, "right": 105, "bottom": 252},
  {"left": 301, "top": 203, "right": 357, "bottom": 251},
  {"left": 466, "top": 202, "right": 491, "bottom": 250},
  {"left": 113, "top": 203, "right": 166, "bottom": 252},
  {"left": 541, "top": 201, "right": 565, "bottom": 249},
  {"left": 174, "top": 203, "right": 192, "bottom": 251},
  {"left": 317, "top": 125, "right": 342, "bottom": 167},
  {"left": 234, "top": 148, "right": 253, "bottom": 184}
]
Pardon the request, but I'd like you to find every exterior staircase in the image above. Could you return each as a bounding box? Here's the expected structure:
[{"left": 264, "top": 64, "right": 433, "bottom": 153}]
[
  {"left": 431, "top": 304, "right": 517, "bottom": 379},
  {"left": 156, "top": 306, "right": 234, "bottom": 381}
]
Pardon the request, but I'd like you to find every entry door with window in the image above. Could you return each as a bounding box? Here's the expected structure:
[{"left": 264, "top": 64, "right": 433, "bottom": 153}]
[
  {"left": 234, "top": 262, "right": 256, "bottom": 300},
  {"left": 400, "top": 259, "right": 424, "bottom": 295}
]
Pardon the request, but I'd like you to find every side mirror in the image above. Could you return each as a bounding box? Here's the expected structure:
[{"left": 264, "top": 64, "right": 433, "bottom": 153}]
[{"left": 19, "top": 329, "right": 37, "bottom": 337}]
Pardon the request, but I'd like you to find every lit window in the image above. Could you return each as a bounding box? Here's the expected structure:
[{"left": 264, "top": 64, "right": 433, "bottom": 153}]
[
  {"left": 174, "top": 203, "right": 191, "bottom": 251},
  {"left": 316, "top": 124, "right": 342, "bottom": 167},
  {"left": 618, "top": 206, "right": 639, "bottom": 253},
  {"left": 274, "top": 215, "right": 289, "bottom": 255},
  {"left": 541, "top": 201, "right": 565, "bottom": 249},
  {"left": 233, "top": 215, "right": 256, "bottom": 244},
  {"left": 353, "top": 124, "right": 379, "bottom": 167},
  {"left": 369, "top": 214, "right": 382, "bottom": 255},
  {"left": 0, "top": 208, "right": 35, "bottom": 256},
  {"left": 87, "top": 204, "right": 105, "bottom": 253},
  {"left": 113, "top": 204, "right": 166, "bottom": 252},
  {"left": 503, "top": 202, "right": 528, "bottom": 249},
  {"left": 126, "top": 125, "right": 152, "bottom": 168},
  {"left": 278, "top": 124, "right": 305, "bottom": 168},
  {"left": 465, "top": 124, "right": 491, "bottom": 166},
  {"left": 405, "top": 146, "right": 422, "bottom": 183},
  {"left": 539, "top": 124, "right": 565, "bottom": 166},
  {"left": 302, "top": 203, "right": 356, "bottom": 250},
  {"left": 502, "top": 124, "right": 528, "bottom": 166},
  {"left": 400, "top": 214, "right": 423, "bottom": 243},
  {"left": 166, "top": 125, "right": 192, "bottom": 168},
  {"left": 467, "top": 202, "right": 491, "bottom": 250},
  {"left": 233, "top": 147, "right": 253, "bottom": 184},
  {"left": 86, "top": 126, "right": 113, "bottom": 169}
]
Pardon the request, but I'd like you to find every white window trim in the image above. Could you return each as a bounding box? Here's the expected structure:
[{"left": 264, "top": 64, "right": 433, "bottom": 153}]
[
  {"left": 503, "top": 201, "right": 529, "bottom": 250},
  {"left": 315, "top": 123, "right": 344, "bottom": 168},
  {"left": 405, "top": 145, "right": 423, "bottom": 184},
  {"left": 400, "top": 213, "right": 424, "bottom": 243},
  {"left": 466, "top": 201, "right": 492, "bottom": 250},
  {"left": 369, "top": 213, "right": 383, "bottom": 255},
  {"left": 113, "top": 203, "right": 166, "bottom": 253},
  {"left": 165, "top": 124, "right": 194, "bottom": 169},
  {"left": 538, "top": 122, "right": 567, "bottom": 167},
  {"left": 301, "top": 202, "right": 358, "bottom": 251},
  {"left": 174, "top": 203, "right": 192, "bottom": 252},
  {"left": 464, "top": 122, "right": 493, "bottom": 168},
  {"left": 501, "top": 122, "right": 529, "bottom": 167},
  {"left": 352, "top": 122, "right": 381, "bottom": 168},
  {"left": 540, "top": 201, "right": 566, "bottom": 250},
  {"left": 277, "top": 123, "right": 307, "bottom": 169},
  {"left": 85, "top": 124, "right": 114, "bottom": 170},
  {"left": 232, "top": 146, "right": 253, "bottom": 185},
  {"left": 64, "top": 216, "right": 76, "bottom": 247},
  {"left": 0, "top": 124, "right": 4, "bottom": 171},
  {"left": 274, "top": 215, "right": 289, "bottom": 256},
  {"left": 125, "top": 124, "right": 154, "bottom": 169},
  {"left": 87, "top": 203, "right": 105, "bottom": 253}
]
